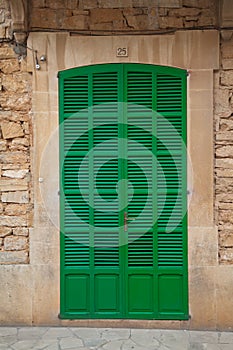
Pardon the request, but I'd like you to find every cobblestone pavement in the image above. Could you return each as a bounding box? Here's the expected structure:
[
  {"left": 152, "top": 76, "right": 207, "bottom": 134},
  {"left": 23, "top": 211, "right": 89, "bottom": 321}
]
[{"left": 0, "top": 327, "right": 233, "bottom": 350}]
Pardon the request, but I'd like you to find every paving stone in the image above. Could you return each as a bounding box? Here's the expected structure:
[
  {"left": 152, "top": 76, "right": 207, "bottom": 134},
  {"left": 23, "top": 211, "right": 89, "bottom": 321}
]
[
  {"left": 59, "top": 337, "right": 83, "bottom": 349},
  {"left": 11, "top": 340, "right": 38, "bottom": 350},
  {"left": 189, "top": 331, "right": 219, "bottom": 344},
  {"left": 219, "top": 332, "right": 233, "bottom": 343},
  {"left": 0, "top": 335, "right": 18, "bottom": 345},
  {"left": 101, "top": 328, "right": 130, "bottom": 341},
  {"left": 0, "top": 328, "right": 18, "bottom": 336},
  {"left": 18, "top": 327, "right": 48, "bottom": 340},
  {"left": 42, "top": 327, "right": 73, "bottom": 339},
  {"left": 131, "top": 329, "right": 161, "bottom": 348}
]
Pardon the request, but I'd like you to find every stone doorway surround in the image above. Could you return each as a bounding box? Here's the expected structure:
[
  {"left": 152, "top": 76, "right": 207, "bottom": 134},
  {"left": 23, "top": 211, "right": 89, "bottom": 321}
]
[{"left": 3, "top": 29, "right": 231, "bottom": 330}]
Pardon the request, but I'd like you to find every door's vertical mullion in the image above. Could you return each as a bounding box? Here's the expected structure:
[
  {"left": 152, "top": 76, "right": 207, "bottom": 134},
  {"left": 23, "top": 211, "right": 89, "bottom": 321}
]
[
  {"left": 118, "top": 64, "right": 127, "bottom": 317},
  {"left": 181, "top": 73, "right": 188, "bottom": 316},
  {"left": 88, "top": 72, "right": 95, "bottom": 317},
  {"left": 152, "top": 72, "right": 158, "bottom": 318}
]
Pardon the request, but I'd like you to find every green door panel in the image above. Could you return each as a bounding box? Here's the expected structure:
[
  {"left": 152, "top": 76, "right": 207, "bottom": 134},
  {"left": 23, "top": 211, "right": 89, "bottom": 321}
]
[{"left": 59, "top": 63, "right": 188, "bottom": 320}]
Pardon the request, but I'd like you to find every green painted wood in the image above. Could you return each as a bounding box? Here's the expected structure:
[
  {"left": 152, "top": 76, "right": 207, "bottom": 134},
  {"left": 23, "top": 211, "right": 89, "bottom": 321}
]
[{"left": 59, "top": 63, "right": 188, "bottom": 320}]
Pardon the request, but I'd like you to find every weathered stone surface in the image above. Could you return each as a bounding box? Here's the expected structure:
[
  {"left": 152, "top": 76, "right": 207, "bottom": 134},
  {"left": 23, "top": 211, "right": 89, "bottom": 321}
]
[
  {"left": 216, "top": 158, "right": 233, "bottom": 169},
  {"left": 0, "top": 179, "right": 28, "bottom": 191},
  {"left": 66, "top": 0, "right": 79, "bottom": 9},
  {"left": 219, "top": 202, "right": 233, "bottom": 210},
  {"left": 1, "top": 121, "right": 24, "bottom": 139},
  {"left": 62, "top": 15, "right": 88, "bottom": 30},
  {"left": 222, "top": 38, "right": 233, "bottom": 59},
  {"left": 221, "top": 71, "right": 233, "bottom": 86},
  {"left": 214, "top": 88, "right": 231, "bottom": 115},
  {"left": 0, "top": 152, "right": 28, "bottom": 164},
  {"left": 216, "top": 132, "right": 233, "bottom": 141},
  {"left": 5, "top": 204, "right": 28, "bottom": 216},
  {"left": 0, "top": 140, "right": 7, "bottom": 151},
  {"left": 0, "top": 93, "right": 31, "bottom": 111},
  {"left": 216, "top": 146, "right": 233, "bottom": 158},
  {"left": 169, "top": 8, "right": 200, "bottom": 16},
  {"left": 0, "top": 216, "right": 27, "bottom": 227},
  {"left": 158, "top": 0, "right": 181, "bottom": 7},
  {"left": 13, "top": 227, "right": 29, "bottom": 237},
  {"left": 2, "top": 169, "right": 29, "bottom": 179},
  {"left": 0, "top": 47, "right": 16, "bottom": 59},
  {"left": 90, "top": 8, "right": 123, "bottom": 23},
  {"left": 1, "top": 191, "right": 29, "bottom": 203},
  {"left": 219, "top": 248, "right": 233, "bottom": 263},
  {"left": 0, "top": 59, "right": 20, "bottom": 74},
  {"left": 0, "top": 227, "right": 12, "bottom": 237},
  {"left": 183, "top": 0, "right": 210, "bottom": 8},
  {"left": 0, "top": 251, "right": 28, "bottom": 264},
  {"left": 220, "top": 232, "right": 233, "bottom": 247},
  {"left": 4, "top": 236, "right": 28, "bottom": 251},
  {"left": 98, "top": 0, "right": 133, "bottom": 7},
  {"left": 159, "top": 16, "right": 183, "bottom": 28},
  {"left": 79, "top": 0, "right": 97, "bottom": 9},
  {"left": 219, "top": 210, "right": 233, "bottom": 225},
  {"left": 216, "top": 169, "right": 233, "bottom": 178},
  {"left": 219, "top": 119, "right": 233, "bottom": 131},
  {"left": 0, "top": 202, "right": 3, "bottom": 213},
  {"left": 31, "top": 8, "right": 57, "bottom": 28},
  {"left": 198, "top": 16, "right": 214, "bottom": 26}
]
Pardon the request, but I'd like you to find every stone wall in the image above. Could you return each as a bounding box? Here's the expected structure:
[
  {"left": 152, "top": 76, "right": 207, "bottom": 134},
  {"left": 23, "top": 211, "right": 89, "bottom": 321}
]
[
  {"left": 0, "top": 1, "right": 32, "bottom": 264},
  {"left": 215, "top": 33, "right": 233, "bottom": 265},
  {"left": 30, "top": 0, "right": 218, "bottom": 32}
]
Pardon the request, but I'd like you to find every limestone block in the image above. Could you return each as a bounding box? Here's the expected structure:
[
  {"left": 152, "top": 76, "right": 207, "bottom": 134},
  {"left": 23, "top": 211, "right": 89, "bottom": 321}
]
[
  {"left": 2, "top": 73, "right": 30, "bottom": 94},
  {"left": 222, "top": 39, "right": 233, "bottom": 59},
  {"left": 46, "top": 0, "right": 65, "bottom": 9},
  {"left": 216, "top": 131, "right": 233, "bottom": 140},
  {"left": 158, "top": 0, "right": 181, "bottom": 7},
  {"left": 220, "top": 231, "right": 233, "bottom": 247},
  {"left": 4, "top": 236, "right": 28, "bottom": 251},
  {"left": 217, "top": 192, "right": 233, "bottom": 202},
  {"left": 198, "top": 16, "right": 214, "bottom": 26},
  {"left": 1, "top": 122, "right": 24, "bottom": 139},
  {"left": 13, "top": 228, "right": 29, "bottom": 237},
  {"left": 216, "top": 158, "right": 233, "bottom": 169},
  {"left": 216, "top": 266, "right": 233, "bottom": 330},
  {"left": 219, "top": 203, "right": 233, "bottom": 209},
  {"left": 0, "top": 179, "right": 28, "bottom": 192},
  {"left": 98, "top": 0, "right": 133, "bottom": 7},
  {"left": 214, "top": 88, "right": 231, "bottom": 115},
  {"left": 216, "top": 145, "right": 233, "bottom": 158},
  {"left": 189, "top": 267, "right": 216, "bottom": 330},
  {"left": 159, "top": 16, "right": 183, "bottom": 28},
  {"left": 0, "top": 93, "right": 31, "bottom": 111},
  {"left": 62, "top": 15, "right": 88, "bottom": 30},
  {"left": 219, "top": 248, "right": 233, "bottom": 263},
  {"left": 1, "top": 191, "right": 29, "bottom": 203},
  {"left": 221, "top": 71, "right": 233, "bottom": 86},
  {"left": 0, "top": 227, "right": 12, "bottom": 237},
  {"left": 0, "top": 215, "right": 27, "bottom": 227},
  {"left": 183, "top": 0, "right": 209, "bottom": 8},
  {"left": 0, "top": 59, "right": 20, "bottom": 74},
  {"left": 66, "top": 0, "right": 79, "bottom": 9},
  {"left": 223, "top": 59, "right": 233, "bottom": 69},
  {"left": 32, "top": 0, "right": 46, "bottom": 7},
  {"left": 5, "top": 204, "right": 28, "bottom": 216},
  {"left": 216, "top": 169, "right": 233, "bottom": 178},
  {"left": 0, "top": 140, "right": 7, "bottom": 151},
  {"left": 219, "top": 119, "right": 233, "bottom": 131},
  {"left": 0, "top": 47, "right": 16, "bottom": 59},
  {"left": 31, "top": 8, "right": 57, "bottom": 29},
  {"left": 0, "top": 152, "right": 28, "bottom": 164},
  {"left": 2, "top": 169, "right": 29, "bottom": 179},
  {"left": 219, "top": 210, "right": 233, "bottom": 225},
  {"left": 0, "top": 251, "right": 28, "bottom": 264},
  {"left": 0, "top": 238, "right": 2, "bottom": 246},
  {"left": 90, "top": 8, "right": 123, "bottom": 23},
  {"left": 169, "top": 8, "right": 200, "bottom": 16}
]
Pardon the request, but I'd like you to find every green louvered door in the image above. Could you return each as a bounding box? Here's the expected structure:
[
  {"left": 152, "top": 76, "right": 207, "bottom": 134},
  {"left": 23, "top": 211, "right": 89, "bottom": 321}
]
[{"left": 59, "top": 63, "right": 188, "bottom": 320}]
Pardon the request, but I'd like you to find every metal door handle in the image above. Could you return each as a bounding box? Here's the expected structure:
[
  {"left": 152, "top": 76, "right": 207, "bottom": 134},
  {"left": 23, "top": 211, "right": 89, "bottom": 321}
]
[{"left": 124, "top": 212, "right": 136, "bottom": 231}]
